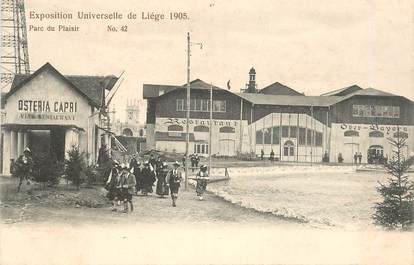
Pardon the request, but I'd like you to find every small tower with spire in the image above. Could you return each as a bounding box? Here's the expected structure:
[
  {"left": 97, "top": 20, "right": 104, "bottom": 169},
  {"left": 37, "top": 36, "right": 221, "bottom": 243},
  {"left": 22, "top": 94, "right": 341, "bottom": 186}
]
[{"left": 245, "top": 67, "right": 257, "bottom": 93}]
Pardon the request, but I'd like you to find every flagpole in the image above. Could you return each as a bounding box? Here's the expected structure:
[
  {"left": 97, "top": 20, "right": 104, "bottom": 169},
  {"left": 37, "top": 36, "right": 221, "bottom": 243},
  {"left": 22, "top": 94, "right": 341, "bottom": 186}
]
[
  {"left": 209, "top": 82, "right": 213, "bottom": 176},
  {"left": 185, "top": 32, "right": 190, "bottom": 190}
]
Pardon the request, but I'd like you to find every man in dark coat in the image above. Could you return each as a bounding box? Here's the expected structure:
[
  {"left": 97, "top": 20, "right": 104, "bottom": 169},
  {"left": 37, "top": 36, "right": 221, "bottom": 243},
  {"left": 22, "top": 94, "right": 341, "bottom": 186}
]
[
  {"left": 15, "top": 147, "right": 33, "bottom": 192},
  {"left": 166, "top": 161, "right": 183, "bottom": 207},
  {"left": 141, "top": 161, "right": 156, "bottom": 195},
  {"left": 269, "top": 150, "right": 275, "bottom": 162},
  {"left": 105, "top": 160, "right": 121, "bottom": 211},
  {"left": 156, "top": 162, "right": 169, "bottom": 198},
  {"left": 149, "top": 154, "right": 157, "bottom": 169}
]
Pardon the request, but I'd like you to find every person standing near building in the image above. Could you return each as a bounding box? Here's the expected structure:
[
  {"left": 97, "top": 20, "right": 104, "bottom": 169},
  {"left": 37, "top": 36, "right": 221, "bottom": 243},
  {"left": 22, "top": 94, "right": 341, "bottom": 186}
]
[
  {"left": 353, "top": 153, "right": 358, "bottom": 164},
  {"left": 166, "top": 161, "right": 183, "bottom": 207},
  {"left": 156, "top": 162, "right": 169, "bottom": 198},
  {"left": 129, "top": 154, "right": 141, "bottom": 195},
  {"left": 194, "top": 154, "right": 200, "bottom": 169},
  {"left": 195, "top": 165, "right": 210, "bottom": 201},
  {"left": 133, "top": 161, "right": 143, "bottom": 195},
  {"left": 15, "top": 147, "right": 33, "bottom": 192},
  {"left": 149, "top": 154, "right": 157, "bottom": 169},
  {"left": 358, "top": 152, "right": 362, "bottom": 164},
  {"left": 117, "top": 163, "right": 135, "bottom": 213},
  {"left": 190, "top": 153, "right": 196, "bottom": 172},
  {"left": 182, "top": 154, "right": 186, "bottom": 168},
  {"left": 105, "top": 161, "right": 121, "bottom": 211},
  {"left": 269, "top": 150, "right": 275, "bottom": 162},
  {"left": 261, "top": 149, "right": 264, "bottom": 160},
  {"left": 142, "top": 161, "right": 156, "bottom": 195}
]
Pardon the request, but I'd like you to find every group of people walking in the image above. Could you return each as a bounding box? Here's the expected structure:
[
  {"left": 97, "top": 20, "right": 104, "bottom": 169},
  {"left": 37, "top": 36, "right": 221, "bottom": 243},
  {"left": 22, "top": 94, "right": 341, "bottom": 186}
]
[{"left": 105, "top": 153, "right": 210, "bottom": 212}]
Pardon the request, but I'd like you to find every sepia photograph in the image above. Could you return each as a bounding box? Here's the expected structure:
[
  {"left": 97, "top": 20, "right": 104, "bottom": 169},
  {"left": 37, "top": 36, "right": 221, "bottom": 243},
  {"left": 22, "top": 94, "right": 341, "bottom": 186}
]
[{"left": 0, "top": 0, "right": 413, "bottom": 264}]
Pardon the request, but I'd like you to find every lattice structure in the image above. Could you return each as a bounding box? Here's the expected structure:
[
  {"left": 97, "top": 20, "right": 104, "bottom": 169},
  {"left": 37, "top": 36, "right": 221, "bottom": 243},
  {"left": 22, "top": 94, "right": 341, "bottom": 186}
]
[{"left": 1, "top": 0, "right": 30, "bottom": 91}]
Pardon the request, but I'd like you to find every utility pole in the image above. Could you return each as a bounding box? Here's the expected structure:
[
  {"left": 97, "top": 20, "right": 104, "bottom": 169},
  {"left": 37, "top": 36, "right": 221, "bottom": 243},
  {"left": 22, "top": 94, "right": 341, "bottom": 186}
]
[
  {"left": 208, "top": 82, "right": 213, "bottom": 176},
  {"left": 185, "top": 32, "right": 190, "bottom": 190},
  {"left": 184, "top": 32, "right": 202, "bottom": 190}
]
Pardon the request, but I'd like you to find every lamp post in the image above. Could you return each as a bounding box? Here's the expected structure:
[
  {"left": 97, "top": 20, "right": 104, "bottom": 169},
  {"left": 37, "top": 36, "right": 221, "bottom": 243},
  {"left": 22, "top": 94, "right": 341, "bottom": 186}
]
[{"left": 184, "top": 32, "right": 202, "bottom": 190}]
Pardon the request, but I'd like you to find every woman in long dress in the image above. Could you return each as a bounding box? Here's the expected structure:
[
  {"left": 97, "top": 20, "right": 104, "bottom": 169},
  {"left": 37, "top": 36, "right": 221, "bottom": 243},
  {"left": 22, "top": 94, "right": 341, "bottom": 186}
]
[
  {"left": 141, "top": 161, "right": 155, "bottom": 195},
  {"left": 195, "top": 165, "right": 210, "bottom": 201},
  {"left": 156, "top": 162, "right": 169, "bottom": 198}
]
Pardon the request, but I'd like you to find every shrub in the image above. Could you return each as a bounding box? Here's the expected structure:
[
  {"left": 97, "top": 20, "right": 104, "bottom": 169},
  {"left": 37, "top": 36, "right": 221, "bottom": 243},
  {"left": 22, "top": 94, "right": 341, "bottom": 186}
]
[
  {"left": 65, "top": 145, "right": 86, "bottom": 189},
  {"left": 32, "top": 153, "right": 64, "bottom": 187},
  {"left": 84, "top": 164, "right": 99, "bottom": 185},
  {"left": 373, "top": 129, "right": 414, "bottom": 229}
]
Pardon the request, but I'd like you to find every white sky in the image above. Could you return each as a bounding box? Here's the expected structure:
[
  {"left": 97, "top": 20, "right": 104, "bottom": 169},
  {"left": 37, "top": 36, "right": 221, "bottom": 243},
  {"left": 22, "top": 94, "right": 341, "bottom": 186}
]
[{"left": 24, "top": 0, "right": 414, "bottom": 122}]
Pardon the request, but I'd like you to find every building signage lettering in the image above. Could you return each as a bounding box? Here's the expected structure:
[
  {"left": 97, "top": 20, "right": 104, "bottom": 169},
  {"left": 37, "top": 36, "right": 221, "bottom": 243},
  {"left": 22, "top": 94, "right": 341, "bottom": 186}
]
[
  {"left": 18, "top": 100, "right": 78, "bottom": 113},
  {"left": 19, "top": 113, "right": 75, "bottom": 121},
  {"left": 164, "top": 117, "right": 238, "bottom": 127},
  {"left": 340, "top": 123, "right": 408, "bottom": 134}
]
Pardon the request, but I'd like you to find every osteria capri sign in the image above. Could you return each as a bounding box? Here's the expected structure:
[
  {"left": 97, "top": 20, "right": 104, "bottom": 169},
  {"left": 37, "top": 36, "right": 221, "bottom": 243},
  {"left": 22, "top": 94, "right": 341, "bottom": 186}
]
[{"left": 16, "top": 99, "right": 78, "bottom": 122}]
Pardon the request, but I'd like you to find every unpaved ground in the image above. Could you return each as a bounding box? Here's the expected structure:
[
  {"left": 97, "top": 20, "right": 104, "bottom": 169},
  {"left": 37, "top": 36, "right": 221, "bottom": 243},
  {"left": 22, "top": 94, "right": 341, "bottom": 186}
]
[{"left": 0, "top": 176, "right": 297, "bottom": 226}]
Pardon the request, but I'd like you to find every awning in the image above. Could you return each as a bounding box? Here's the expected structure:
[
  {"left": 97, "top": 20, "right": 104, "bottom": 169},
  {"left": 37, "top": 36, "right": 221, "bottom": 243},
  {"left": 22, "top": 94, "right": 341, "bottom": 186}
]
[{"left": 1, "top": 123, "right": 85, "bottom": 131}]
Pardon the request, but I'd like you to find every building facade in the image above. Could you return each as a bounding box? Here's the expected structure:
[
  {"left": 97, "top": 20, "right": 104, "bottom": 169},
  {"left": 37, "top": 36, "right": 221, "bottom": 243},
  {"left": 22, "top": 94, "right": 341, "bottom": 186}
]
[
  {"left": 1, "top": 63, "right": 118, "bottom": 174},
  {"left": 144, "top": 69, "right": 414, "bottom": 163}
]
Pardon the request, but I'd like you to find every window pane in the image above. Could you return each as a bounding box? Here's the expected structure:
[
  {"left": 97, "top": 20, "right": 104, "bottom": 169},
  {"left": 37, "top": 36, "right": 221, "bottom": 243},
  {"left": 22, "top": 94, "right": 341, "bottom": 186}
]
[
  {"left": 272, "top": 127, "right": 280, "bottom": 144},
  {"left": 289, "top": 126, "right": 297, "bottom": 138},
  {"left": 307, "top": 129, "right": 312, "bottom": 145},
  {"left": 201, "top": 145, "right": 205, "bottom": 153},
  {"left": 256, "top": 130, "right": 263, "bottom": 144},
  {"left": 290, "top": 147, "right": 294, "bottom": 156},
  {"left": 299, "top": 128, "right": 306, "bottom": 145},
  {"left": 201, "top": 99, "right": 208, "bottom": 111},
  {"left": 190, "top": 99, "right": 196, "bottom": 111},
  {"left": 220, "top": 101, "right": 226, "bottom": 112},
  {"left": 264, "top": 128, "right": 271, "bottom": 144},
  {"left": 283, "top": 147, "right": 288, "bottom": 156},
  {"left": 213, "top": 101, "right": 220, "bottom": 112},
  {"left": 282, "top": 126, "right": 289, "bottom": 137}
]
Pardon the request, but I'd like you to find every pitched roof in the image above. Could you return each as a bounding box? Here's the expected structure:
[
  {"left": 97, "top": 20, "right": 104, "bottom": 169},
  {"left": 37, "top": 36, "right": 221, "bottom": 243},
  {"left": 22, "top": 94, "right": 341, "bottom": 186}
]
[
  {"left": 259, "top": 82, "right": 304, "bottom": 96},
  {"left": 235, "top": 92, "right": 342, "bottom": 107},
  {"left": 143, "top": 79, "right": 225, "bottom": 99},
  {"left": 7, "top": 63, "right": 118, "bottom": 108},
  {"left": 321, "top": 85, "right": 363, "bottom": 96}
]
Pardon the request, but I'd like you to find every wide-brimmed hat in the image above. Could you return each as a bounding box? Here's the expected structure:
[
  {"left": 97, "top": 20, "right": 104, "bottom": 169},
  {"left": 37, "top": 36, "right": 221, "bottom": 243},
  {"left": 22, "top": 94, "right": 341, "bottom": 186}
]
[
  {"left": 144, "top": 161, "right": 149, "bottom": 165},
  {"left": 23, "top": 147, "right": 31, "bottom": 153},
  {"left": 200, "top": 165, "right": 207, "bottom": 170},
  {"left": 113, "top": 160, "right": 119, "bottom": 165},
  {"left": 120, "top": 163, "right": 129, "bottom": 169},
  {"left": 162, "top": 161, "right": 168, "bottom": 167},
  {"left": 172, "top": 161, "right": 180, "bottom": 167}
]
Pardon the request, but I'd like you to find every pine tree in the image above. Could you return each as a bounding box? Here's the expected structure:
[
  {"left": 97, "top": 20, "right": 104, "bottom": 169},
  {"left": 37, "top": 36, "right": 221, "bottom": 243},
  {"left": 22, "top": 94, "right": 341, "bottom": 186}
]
[
  {"left": 373, "top": 127, "right": 414, "bottom": 229},
  {"left": 65, "top": 145, "right": 86, "bottom": 190}
]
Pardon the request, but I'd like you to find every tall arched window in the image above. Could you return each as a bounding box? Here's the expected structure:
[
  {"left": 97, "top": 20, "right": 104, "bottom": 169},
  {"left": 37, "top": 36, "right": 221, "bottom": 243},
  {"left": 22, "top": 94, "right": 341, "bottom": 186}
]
[
  {"left": 219, "top": 126, "right": 235, "bottom": 133},
  {"left": 344, "top": 130, "right": 359, "bottom": 137},
  {"left": 369, "top": 131, "right": 384, "bottom": 138},
  {"left": 194, "top": 125, "right": 209, "bottom": 132},
  {"left": 283, "top": 140, "right": 295, "bottom": 156},
  {"left": 168, "top": 125, "right": 183, "bottom": 131}
]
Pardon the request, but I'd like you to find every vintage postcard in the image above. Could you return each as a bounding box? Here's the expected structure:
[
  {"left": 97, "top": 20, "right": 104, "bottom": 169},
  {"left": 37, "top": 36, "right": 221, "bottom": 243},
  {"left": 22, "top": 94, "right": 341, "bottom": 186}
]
[{"left": 0, "top": 0, "right": 413, "bottom": 264}]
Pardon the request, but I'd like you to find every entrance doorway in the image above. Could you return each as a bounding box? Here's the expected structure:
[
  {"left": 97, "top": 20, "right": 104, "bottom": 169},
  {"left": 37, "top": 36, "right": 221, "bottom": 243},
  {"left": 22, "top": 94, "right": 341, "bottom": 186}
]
[
  {"left": 344, "top": 143, "right": 360, "bottom": 163},
  {"left": 30, "top": 129, "right": 66, "bottom": 162},
  {"left": 194, "top": 142, "right": 209, "bottom": 156},
  {"left": 218, "top": 139, "right": 235, "bottom": 157},
  {"left": 282, "top": 140, "right": 295, "bottom": 161},
  {"left": 368, "top": 145, "right": 384, "bottom": 164}
]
